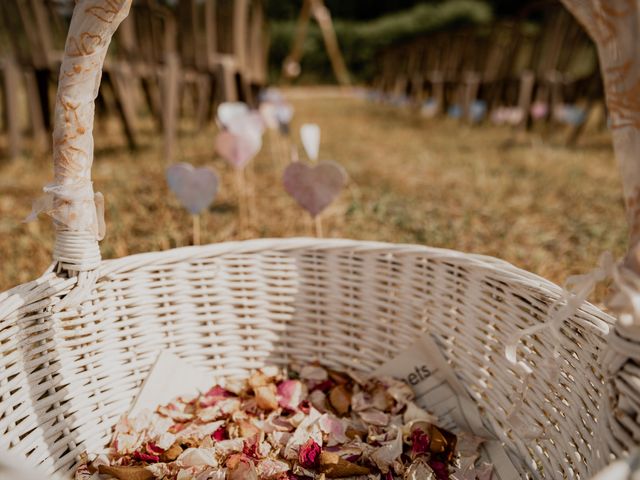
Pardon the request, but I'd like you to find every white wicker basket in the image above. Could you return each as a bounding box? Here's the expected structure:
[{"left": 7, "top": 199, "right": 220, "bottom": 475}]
[{"left": 0, "top": 1, "right": 637, "bottom": 479}]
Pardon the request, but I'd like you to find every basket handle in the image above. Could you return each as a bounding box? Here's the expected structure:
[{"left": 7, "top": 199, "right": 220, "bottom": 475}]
[
  {"left": 49, "top": 0, "right": 131, "bottom": 271},
  {"left": 559, "top": 0, "right": 640, "bottom": 255}
]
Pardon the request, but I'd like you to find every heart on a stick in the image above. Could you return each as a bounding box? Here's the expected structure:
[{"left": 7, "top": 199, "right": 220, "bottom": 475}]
[
  {"left": 217, "top": 102, "right": 249, "bottom": 128},
  {"left": 215, "top": 130, "right": 262, "bottom": 170},
  {"left": 166, "top": 163, "right": 219, "bottom": 214},
  {"left": 300, "top": 123, "right": 320, "bottom": 161},
  {"left": 283, "top": 161, "right": 347, "bottom": 217}
]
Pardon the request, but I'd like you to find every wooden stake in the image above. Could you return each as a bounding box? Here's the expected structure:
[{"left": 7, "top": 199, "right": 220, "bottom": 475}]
[
  {"left": 192, "top": 214, "right": 200, "bottom": 246},
  {"left": 314, "top": 215, "right": 323, "bottom": 238},
  {"left": 236, "top": 168, "right": 248, "bottom": 236},
  {"left": 247, "top": 160, "right": 257, "bottom": 225},
  {"left": 163, "top": 52, "right": 180, "bottom": 164},
  {"left": 268, "top": 130, "right": 279, "bottom": 168}
]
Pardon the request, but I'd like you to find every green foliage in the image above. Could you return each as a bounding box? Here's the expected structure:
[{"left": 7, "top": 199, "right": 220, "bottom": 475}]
[{"left": 269, "top": 0, "right": 493, "bottom": 83}]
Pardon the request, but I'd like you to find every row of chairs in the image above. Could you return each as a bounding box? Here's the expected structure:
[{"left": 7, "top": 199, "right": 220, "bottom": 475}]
[
  {"left": 0, "top": 0, "right": 268, "bottom": 161},
  {"left": 372, "top": 2, "right": 602, "bottom": 142}
]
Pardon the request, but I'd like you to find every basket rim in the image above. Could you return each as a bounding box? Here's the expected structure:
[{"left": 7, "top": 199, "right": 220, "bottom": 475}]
[
  {"left": 0, "top": 237, "right": 613, "bottom": 332},
  {"left": 94, "top": 236, "right": 613, "bottom": 326}
]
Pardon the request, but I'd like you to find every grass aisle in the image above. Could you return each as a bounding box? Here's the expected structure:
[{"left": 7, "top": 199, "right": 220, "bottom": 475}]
[{"left": 0, "top": 87, "right": 625, "bottom": 303}]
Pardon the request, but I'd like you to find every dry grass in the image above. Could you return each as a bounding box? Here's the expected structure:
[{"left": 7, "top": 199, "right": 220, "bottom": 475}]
[{"left": 0, "top": 87, "right": 627, "bottom": 303}]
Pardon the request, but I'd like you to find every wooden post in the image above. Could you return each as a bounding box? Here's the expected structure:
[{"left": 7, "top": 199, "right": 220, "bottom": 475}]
[
  {"left": 3, "top": 58, "right": 21, "bottom": 159},
  {"left": 282, "top": 0, "right": 312, "bottom": 79},
  {"left": 163, "top": 53, "right": 180, "bottom": 164},
  {"left": 24, "top": 70, "right": 48, "bottom": 155},
  {"left": 310, "top": 0, "right": 350, "bottom": 86},
  {"left": 517, "top": 70, "right": 535, "bottom": 130},
  {"left": 282, "top": 0, "right": 350, "bottom": 85}
]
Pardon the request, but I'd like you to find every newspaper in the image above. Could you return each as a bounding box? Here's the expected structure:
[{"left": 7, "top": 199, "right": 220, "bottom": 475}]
[
  {"left": 129, "top": 351, "right": 212, "bottom": 417},
  {"left": 375, "top": 333, "right": 521, "bottom": 480}
]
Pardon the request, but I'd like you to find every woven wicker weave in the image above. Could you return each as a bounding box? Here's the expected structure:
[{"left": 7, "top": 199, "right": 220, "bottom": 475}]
[{"left": 0, "top": 1, "right": 636, "bottom": 479}]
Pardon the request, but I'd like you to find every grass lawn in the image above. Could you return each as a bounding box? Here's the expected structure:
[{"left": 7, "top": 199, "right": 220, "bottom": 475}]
[{"left": 0, "top": 87, "right": 626, "bottom": 304}]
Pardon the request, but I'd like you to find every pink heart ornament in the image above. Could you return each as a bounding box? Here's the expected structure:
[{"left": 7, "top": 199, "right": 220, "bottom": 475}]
[
  {"left": 227, "top": 111, "right": 265, "bottom": 138},
  {"left": 166, "top": 163, "right": 219, "bottom": 215},
  {"left": 282, "top": 161, "right": 347, "bottom": 217},
  {"left": 215, "top": 130, "right": 262, "bottom": 170}
]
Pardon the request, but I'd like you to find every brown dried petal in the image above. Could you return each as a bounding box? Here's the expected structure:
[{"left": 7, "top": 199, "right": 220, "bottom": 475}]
[
  {"left": 97, "top": 465, "right": 154, "bottom": 480},
  {"left": 255, "top": 385, "right": 279, "bottom": 411},
  {"left": 428, "top": 424, "right": 457, "bottom": 462},
  {"left": 160, "top": 442, "right": 183, "bottom": 462},
  {"left": 328, "top": 370, "right": 351, "bottom": 385},
  {"left": 319, "top": 451, "right": 370, "bottom": 478},
  {"left": 239, "top": 419, "right": 261, "bottom": 438},
  {"left": 328, "top": 385, "right": 351, "bottom": 416},
  {"left": 227, "top": 458, "right": 259, "bottom": 480},
  {"left": 248, "top": 371, "right": 270, "bottom": 389}
]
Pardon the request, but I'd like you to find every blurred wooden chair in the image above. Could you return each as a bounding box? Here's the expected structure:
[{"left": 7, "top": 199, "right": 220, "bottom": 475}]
[
  {"left": 0, "top": 57, "right": 24, "bottom": 159},
  {"left": 117, "top": 0, "right": 185, "bottom": 162},
  {"left": 0, "top": 0, "right": 138, "bottom": 155}
]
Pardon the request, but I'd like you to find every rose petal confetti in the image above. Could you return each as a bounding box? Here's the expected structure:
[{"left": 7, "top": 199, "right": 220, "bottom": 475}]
[{"left": 77, "top": 363, "right": 492, "bottom": 479}]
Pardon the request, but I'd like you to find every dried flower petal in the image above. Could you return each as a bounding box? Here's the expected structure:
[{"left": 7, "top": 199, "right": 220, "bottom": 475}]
[
  {"left": 298, "top": 439, "right": 321, "bottom": 469},
  {"left": 359, "top": 409, "right": 390, "bottom": 426},
  {"left": 403, "top": 402, "right": 436, "bottom": 424},
  {"left": 145, "top": 463, "right": 171, "bottom": 478},
  {"left": 328, "top": 385, "right": 351, "bottom": 416},
  {"left": 318, "top": 414, "right": 349, "bottom": 446},
  {"left": 256, "top": 458, "right": 290, "bottom": 478},
  {"left": 256, "top": 385, "right": 279, "bottom": 411},
  {"left": 98, "top": 465, "right": 155, "bottom": 480},
  {"left": 277, "top": 380, "right": 306, "bottom": 410},
  {"left": 79, "top": 363, "right": 461, "bottom": 480},
  {"left": 370, "top": 428, "right": 403, "bottom": 473},
  {"left": 227, "top": 457, "right": 258, "bottom": 480},
  {"left": 429, "top": 459, "right": 449, "bottom": 480},
  {"left": 300, "top": 365, "right": 328, "bottom": 382},
  {"left": 404, "top": 457, "right": 436, "bottom": 480},
  {"left": 428, "top": 424, "right": 457, "bottom": 462},
  {"left": 409, "top": 428, "right": 430, "bottom": 458},
  {"left": 161, "top": 442, "right": 183, "bottom": 462},
  {"left": 177, "top": 448, "right": 218, "bottom": 467},
  {"left": 133, "top": 451, "right": 160, "bottom": 463},
  {"left": 212, "top": 425, "right": 227, "bottom": 441},
  {"left": 318, "top": 450, "right": 370, "bottom": 478},
  {"left": 158, "top": 406, "right": 194, "bottom": 423}
]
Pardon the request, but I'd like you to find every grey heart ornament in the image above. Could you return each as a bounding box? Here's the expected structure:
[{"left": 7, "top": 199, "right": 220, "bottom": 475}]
[{"left": 166, "top": 163, "right": 219, "bottom": 214}]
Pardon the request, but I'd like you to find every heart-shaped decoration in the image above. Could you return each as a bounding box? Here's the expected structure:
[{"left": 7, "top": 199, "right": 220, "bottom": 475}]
[
  {"left": 259, "top": 103, "right": 279, "bottom": 130},
  {"left": 300, "top": 123, "right": 320, "bottom": 161},
  {"left": 215, "top": 130, "right": 262, "bottom": 170},
  {"left": 217, "top": 102, "right": 249, "bottom": 128},
  {"left": 283, "top": 161, "right": 347, "bottom": 217},
  {"left": 166, "top": 163, "right": 219, "bottom": 214},
  {"left": 275, "top": 103, "right": 294, "bottom": 134},
  {"left": 227, "top": 111, "right": 265, "bottom": 139}
]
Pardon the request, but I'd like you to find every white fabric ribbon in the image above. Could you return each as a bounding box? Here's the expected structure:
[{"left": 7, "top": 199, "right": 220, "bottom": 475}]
[
  {"left": 26, "top": 182, "right": 105, "bottom": 241},
  {"left": 504, "top": 252, "right": 615, "bottom": 438}
]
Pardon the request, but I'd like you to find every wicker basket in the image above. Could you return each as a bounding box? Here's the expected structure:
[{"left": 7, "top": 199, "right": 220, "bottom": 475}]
[{"left": 0, "top": 1, "right": 636, "bottom": 479}]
